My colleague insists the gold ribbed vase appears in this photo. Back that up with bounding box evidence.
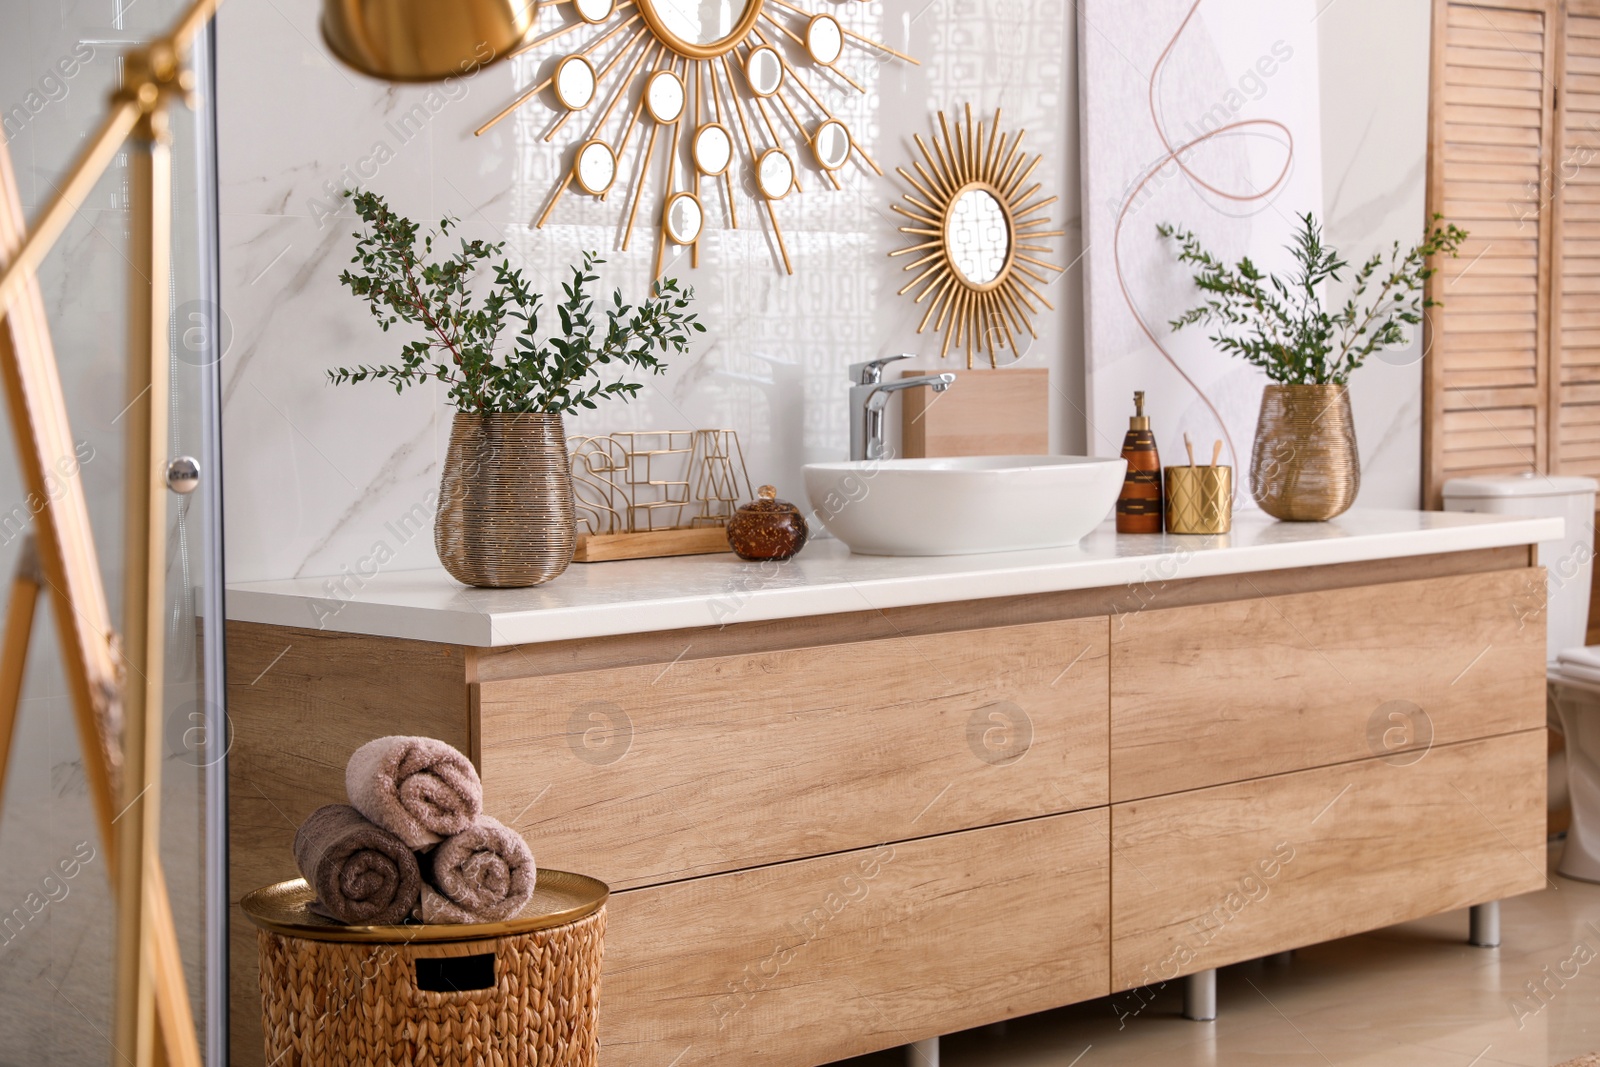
[436,412,576,588]
[1249,384,1360,522]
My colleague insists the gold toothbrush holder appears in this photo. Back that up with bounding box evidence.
[1165,465,1233,535]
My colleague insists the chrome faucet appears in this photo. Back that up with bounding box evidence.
[848,355,956,461]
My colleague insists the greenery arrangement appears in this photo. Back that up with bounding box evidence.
[329,191,703,414]
[1157,212,1466,386]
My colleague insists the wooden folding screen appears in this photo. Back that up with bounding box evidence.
[1425,0,1600,501]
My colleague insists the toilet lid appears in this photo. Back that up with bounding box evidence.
[1443,473,1599,498]
[1553,645,1600,687]
[1560,645,1600,671]
[1556,662,1600,688]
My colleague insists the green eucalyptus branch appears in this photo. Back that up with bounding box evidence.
[1157,212,1466,386]
[328,191,704,414]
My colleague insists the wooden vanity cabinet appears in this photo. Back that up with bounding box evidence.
[473,617,1111,889]
[225,546,1547,1067]
[1109,567,1546,800]
[602,812,1111,1066]
[1110,731,1546,992]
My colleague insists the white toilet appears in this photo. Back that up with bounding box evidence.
[1444,473,1600,883]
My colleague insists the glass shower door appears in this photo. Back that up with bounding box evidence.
[0,0,226,1061]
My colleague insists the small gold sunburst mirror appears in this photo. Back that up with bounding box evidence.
[890,105,1064,367]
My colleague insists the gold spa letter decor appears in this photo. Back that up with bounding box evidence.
[477,0,919,278]
[889,105,1065,368]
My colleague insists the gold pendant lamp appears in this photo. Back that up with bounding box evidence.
[321,0,538,81]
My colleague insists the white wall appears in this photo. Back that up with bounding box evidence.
[1319,0,1434,510]
[1079,0,1327,480]
[217,0,1082,584]
[217,1,1433,587]
[1078,0,1433,511]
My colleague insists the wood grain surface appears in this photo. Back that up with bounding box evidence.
[479,618,1109,889]
[600,810,1111,1066]
[1110,731,1547,991]
[1110,568,1545,801]
[226,621,472,1067]
[899,367,1050,458]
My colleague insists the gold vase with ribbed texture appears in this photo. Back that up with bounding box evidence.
[436,412,576,588]
[1249,383,1360,522]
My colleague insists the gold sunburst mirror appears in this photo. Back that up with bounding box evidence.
[476,0,919,278]
[890,105,1065,367]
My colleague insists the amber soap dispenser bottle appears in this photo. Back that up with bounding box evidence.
[1116,391,1163,533]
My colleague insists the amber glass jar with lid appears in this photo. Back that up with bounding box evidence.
[727,485,809,561]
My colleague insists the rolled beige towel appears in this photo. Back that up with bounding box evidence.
[416,815,536,924]
[346,735,482,850]
[293,804,421,925]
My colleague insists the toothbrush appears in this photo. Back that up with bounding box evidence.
[1184,433,1196,468]
[1210,439,1223,468]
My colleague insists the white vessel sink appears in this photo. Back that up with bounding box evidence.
[803,455,1128,556]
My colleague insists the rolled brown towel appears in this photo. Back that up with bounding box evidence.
[416,815,536,924]
[293,804,421,925]
[346,735,483,850]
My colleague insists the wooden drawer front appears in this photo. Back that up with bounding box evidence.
[600,811,1110,1066]
[478,618,1108,889]
[1109,568,1544,801]
[1110,730,1545,992]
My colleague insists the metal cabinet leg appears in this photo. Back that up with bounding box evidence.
[1470,901,1501,947]
[1183,968,1217,1021]
[905,1037,939,1065]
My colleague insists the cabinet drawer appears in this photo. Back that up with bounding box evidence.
[478,618,1108,889]
[1109,730,1545,992]
[600,810,1110,1066]
[1109,568,1544,801]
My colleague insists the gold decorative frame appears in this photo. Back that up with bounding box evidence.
[569,428,751,536]
[889,105,1065,368]
[564,429,751,561]
[475,0,919,278]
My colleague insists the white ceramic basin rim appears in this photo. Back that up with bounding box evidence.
[803,455,1128,556]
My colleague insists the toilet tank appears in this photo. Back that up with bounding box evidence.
[1443,473,1597,661]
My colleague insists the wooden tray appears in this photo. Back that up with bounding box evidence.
[572,527,732,563]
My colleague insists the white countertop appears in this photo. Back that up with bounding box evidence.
[224,509,1561,648]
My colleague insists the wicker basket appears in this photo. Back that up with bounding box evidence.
[242,871,607,1067]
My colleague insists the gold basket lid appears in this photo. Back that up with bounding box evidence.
[240,869,608,943]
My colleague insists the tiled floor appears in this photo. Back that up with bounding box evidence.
[832,843,1600,1067]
